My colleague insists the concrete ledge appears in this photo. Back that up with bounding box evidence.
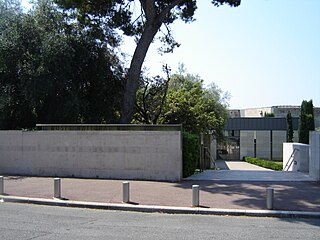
[1,195,320,219]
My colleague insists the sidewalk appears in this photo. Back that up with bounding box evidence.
[216,160,273,171]
[1,176,320,215]
[186,170,314,181]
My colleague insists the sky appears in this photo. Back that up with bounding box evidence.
[21,0,320,110]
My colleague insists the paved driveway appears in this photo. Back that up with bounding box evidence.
[216,160,272,171]
[187,160,315,181]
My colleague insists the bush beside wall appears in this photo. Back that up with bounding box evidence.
[183,132,199,178]
[243,156,283,171]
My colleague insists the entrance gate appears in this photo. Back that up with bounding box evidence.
[217,137,240,160]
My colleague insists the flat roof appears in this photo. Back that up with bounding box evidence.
[225,117,299,131]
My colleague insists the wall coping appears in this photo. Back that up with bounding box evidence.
[36,124,182,131]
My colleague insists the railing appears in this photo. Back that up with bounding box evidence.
[283,148,299,171]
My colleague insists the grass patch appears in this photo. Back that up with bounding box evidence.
[243,156,283,171]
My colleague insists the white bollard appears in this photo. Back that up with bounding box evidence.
[266,187,274,210]
[192,185,200,207]
[54,178,61,199]
[0,176,4,195]
[123,181,130,203]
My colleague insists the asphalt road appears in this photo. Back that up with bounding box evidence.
[0,202,319,240]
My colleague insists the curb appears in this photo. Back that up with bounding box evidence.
[1,195,320,219]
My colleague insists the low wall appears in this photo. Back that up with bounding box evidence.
[309,131,320,181]
[283,143,309,172]
[0,127,182,181]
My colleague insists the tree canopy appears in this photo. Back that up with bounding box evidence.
[54,0,241,123]
[133,66,229,136]
[161,71,228,135]
[0,0,124,129]
[1,0,239,131]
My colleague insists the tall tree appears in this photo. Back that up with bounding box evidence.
[298,100,315,144]
[286,110,293,142]
[133,65,171,124]
[0,0,38,129]
[0,0,124,129]
[54,0,241,123]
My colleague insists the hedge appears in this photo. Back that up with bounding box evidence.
[243,156,283,171]
[183,132,199,178]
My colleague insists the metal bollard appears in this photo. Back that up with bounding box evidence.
[192,185,200,207]
[0,176,4,195]
[266,187,274,210]
[54,178,61,199]
[123,181,130,203]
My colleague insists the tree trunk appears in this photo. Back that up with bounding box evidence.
[120,21,161,123]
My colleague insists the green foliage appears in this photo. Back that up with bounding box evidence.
[54,0,241,123]
[133,66,229,138]
[183,132,199,178]
[0,0,124,129]
[264,112,274,117]
[54,1,240,41]
[160,71,228,137]
[286,111,293,142]
[243,156,283,171]
[298,100,315,144]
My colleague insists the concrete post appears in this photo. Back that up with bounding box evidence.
[192,185,200,207]
[0,176,4,195]
[54,178,61,199]
[123,182,130,203]
[266,187,274,210]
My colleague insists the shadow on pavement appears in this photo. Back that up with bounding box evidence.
[173,180,320,212]
[277,217,320,227]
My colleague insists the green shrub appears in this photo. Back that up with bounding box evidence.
[244,156,283,171]
[183,132,199,177]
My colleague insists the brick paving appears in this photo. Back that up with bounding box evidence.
[2,176,320,211]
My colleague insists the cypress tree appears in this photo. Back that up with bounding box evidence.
[287,111,293,142]
[307,100,315,131]
[298,100,315,144]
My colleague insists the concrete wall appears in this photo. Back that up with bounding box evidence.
[240,107,272,117]
[256,131,271,159]
[309,131,320,181]
[210,138,217,167]
[240,130,285,160]
[273,130,287,160]
[228,109,241,118]
[283,143,309,172]
[293,130,299,142]
[240,131,254,159]
[0,130,182,181]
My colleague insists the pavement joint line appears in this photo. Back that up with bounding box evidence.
[1,195,320,219]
